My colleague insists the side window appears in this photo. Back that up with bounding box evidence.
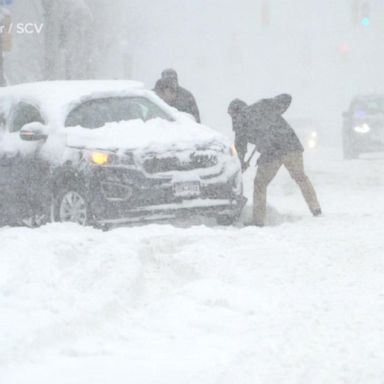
[126,98,173,121]
[0,114,5,141]
[0,114,5,135]
[10,102,44,133]
[65,97,173,129]
[0,99,7,139]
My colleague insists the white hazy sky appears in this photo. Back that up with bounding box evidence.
[110,0,384,137]
[6,0,384,139]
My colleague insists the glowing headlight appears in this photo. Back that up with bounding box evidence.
[310,131,318,139]
[230,144,238,157]
[308,138,317,149]
[89,151,110,165]
[354,123,370,134]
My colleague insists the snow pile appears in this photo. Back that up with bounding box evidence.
[65,118,228,152]
[1,81,232,168]
[1,149,384,384]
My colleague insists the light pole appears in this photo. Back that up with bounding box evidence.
[41,0,55,80]
[0,5,6,86]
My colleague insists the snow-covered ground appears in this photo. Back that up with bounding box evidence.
[1,147,384,384]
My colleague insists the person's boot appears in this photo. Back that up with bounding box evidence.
[312,208,322,217]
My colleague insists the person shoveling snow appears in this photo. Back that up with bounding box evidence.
[228,94,322,227]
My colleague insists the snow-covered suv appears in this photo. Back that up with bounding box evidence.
[0,81,244,227]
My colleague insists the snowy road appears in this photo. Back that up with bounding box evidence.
[1,148,384,384]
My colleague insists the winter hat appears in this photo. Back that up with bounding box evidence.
[161,68,178,81]
[228,99,247,116]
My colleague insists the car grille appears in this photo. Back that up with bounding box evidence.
[143,152,218,174]
[101,168,135,185]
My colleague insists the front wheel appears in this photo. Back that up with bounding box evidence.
[54,186,91,226]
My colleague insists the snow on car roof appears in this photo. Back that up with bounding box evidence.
[0,80,144,101]
[0,80,146,123]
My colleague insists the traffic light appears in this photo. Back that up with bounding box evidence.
[360,1,370,26]
[352,0,372,27]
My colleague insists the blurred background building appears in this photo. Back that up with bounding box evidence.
[2,0,384,138]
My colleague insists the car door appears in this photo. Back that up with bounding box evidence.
[0,101,49,224]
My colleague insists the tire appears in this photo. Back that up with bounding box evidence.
[53,182,92,226]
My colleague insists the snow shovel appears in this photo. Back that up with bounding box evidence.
[242,147,258,173]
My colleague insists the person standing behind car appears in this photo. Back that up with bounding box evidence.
[228,94,322,227]
[154,69,201,123]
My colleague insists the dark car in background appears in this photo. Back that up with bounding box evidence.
[342,95,384,159]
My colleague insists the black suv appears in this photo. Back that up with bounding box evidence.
[0,81,244,228]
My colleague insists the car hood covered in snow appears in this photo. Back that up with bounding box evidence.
[65,118,230,153]
[1,81,233,164]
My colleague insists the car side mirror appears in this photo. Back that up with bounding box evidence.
[20,122,49,141]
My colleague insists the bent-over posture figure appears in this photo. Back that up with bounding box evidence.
[228,94,322,226]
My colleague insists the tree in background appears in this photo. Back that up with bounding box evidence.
[3,0,132,84]
[0,11,5,86]
[41,0,93,80]
[0,5,10,86]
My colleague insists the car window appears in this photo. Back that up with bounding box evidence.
[0,114,5,136]
[65,96,174,129]
[10,102,44,133]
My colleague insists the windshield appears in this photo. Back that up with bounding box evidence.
[352,97,384,116]
[65,96,174,128]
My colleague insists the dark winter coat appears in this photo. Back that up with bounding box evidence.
[154,80,201,123]
[233,94,304,165]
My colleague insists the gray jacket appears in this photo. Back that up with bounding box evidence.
[154,81,201,123]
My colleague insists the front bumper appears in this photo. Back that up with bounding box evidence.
[85,162,244,224]
[97,198,245,225]
[347,121,384,153]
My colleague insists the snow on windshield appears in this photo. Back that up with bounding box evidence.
[65,118,228,153]
[65,96,174,129]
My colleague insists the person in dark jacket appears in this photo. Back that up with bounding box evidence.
[228,94,322,226]
[154,69,201,123]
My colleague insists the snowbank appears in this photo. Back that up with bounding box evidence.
[1,149,384,384]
